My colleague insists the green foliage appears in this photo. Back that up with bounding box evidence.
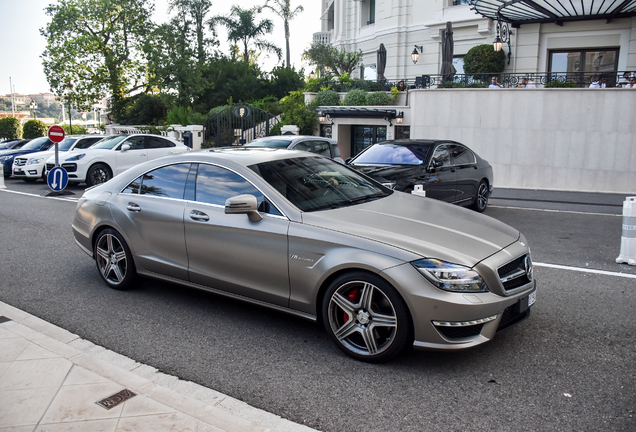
[279,90,318,135]
[251,96,283,116]
[211,5,281,63]
[23,120,49,139]
[268,122,282,136]
[266,66,305,99]
[365,91,392,106]
[545,80,578,88]
[302,42,363,77]
[0,117,22,139]
[342,89,367,106]
[262,0,304,68]
[120,94,168,125]
[390,86,399,102]
[61,124,88,135]
[314,90,340,106]
[166,106,206,126]
[41,0,155,120]
[197,57,267,110]
[463,44,506,76]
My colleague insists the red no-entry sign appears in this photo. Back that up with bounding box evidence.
[48,125,65,143]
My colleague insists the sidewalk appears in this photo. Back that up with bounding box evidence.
[0,301,319,432]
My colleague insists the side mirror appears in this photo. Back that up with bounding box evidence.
[345,157,352,165]
[121,144,131,152]
[225,194,263,222]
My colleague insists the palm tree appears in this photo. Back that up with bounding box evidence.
[262,0,304,69]
[210,5,282,64]
[168,0,213,65]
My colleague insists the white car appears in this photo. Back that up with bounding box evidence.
[13,135,104,182]
[45,134,190,186]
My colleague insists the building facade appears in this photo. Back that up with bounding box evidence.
[317,0,636,81]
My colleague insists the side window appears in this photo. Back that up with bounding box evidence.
[431,145,451,167]
[76,138,102,149]
[195,164,281,215]
[450,145,476,166]
[123,136,146,150]
[146,137,176,148]
[293,141,312,152]
[313,141,332,158]
[121,163,191,198]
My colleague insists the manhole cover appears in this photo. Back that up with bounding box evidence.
[96,389,137,409]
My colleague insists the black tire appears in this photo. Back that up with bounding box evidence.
[86,163,111,187]
[471,180,489,212]
[94,228,137,290]
[322,271,412,362]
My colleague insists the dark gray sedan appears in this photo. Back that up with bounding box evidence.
[349,139,494,212]
[73,148,535,362]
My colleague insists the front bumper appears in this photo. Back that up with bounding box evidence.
[13,164,44,179]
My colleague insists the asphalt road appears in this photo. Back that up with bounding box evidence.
[1,178,634,432]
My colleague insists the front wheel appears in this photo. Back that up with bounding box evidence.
[86,163,111,187]
[322,272,412,362]
[471,180,489,212]
[94,228,137,290]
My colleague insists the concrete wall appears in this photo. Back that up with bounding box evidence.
[409,88,636,194]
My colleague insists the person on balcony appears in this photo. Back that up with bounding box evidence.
[489,77,502,88]
[623,74,636,89]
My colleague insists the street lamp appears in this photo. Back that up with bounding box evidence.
[411,45,423,64]
[29,99,38,119]
[493,19,511,65]
[396,111,404,124]
[309,70,315,79]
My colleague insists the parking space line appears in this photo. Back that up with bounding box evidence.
[0,189,79,202]
[534,262,636,279]
[489,205,621,217]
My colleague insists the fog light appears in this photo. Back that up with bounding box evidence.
[28,170,37,175]
[433,315,498,327]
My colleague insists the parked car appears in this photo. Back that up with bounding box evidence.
[13,135,104,182]
[45,134,190,186]
[243,135,344,163]
[0,139,30,150]
[73,148,535,362]
[0,137,54,178]
[348,139,494,212]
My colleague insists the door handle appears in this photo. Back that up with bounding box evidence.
[126,203,141,212]
[190,210,209,221]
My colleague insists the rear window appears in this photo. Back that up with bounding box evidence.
[352,144,430,166]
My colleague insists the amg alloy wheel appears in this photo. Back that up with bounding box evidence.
[94,228,136,290]
[322,272,412,362]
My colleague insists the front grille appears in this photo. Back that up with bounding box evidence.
[498,254,532,292]
[14,158,26,167]
[46,163,55,171]
[437,324,484,339]
[61,163,77,172]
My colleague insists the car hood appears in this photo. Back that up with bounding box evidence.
[14,150,55,160]
[0,148,43,158]
[301,192,519,267]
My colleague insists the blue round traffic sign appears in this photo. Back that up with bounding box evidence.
[47,166,69,191]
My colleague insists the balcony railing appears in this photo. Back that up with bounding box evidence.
[313,31,331,45]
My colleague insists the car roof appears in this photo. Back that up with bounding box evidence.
[385,139,462,146]
[249,135,335,142]
[186,147,320,166]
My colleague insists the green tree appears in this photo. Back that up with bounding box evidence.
[23,120,49,139]
[0,117,22,139]
[302,42,363,77]
[211,5,281,64]
[169,0,214,65]
[278,90,318,135]
[262,0,303,69]
[41,0,155,121]
[463,44,506,76]
[120,94,168,125]
[266,66,305,99]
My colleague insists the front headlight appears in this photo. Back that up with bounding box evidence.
[66,153,86,161]
[412,259,488,293]
[0,156,11,162]
[28,158,43,165]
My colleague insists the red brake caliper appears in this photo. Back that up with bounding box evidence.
[343,288,359,323]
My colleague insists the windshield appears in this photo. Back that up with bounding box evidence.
[58,138,78,151]
[91,135,127,150]
[352,144,430,166]
[21,137,51,151]
[250,156,391,212]
[244,138,292,148]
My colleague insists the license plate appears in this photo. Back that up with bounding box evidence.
[528,291,536,307]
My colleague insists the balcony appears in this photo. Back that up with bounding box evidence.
[313,31,331,45]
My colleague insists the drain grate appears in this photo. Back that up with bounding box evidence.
[96,389,137,410]
[0,316,11,324]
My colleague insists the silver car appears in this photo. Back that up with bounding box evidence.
[73,148,536,362]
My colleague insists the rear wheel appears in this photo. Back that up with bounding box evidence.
[94,228,137,290]
[322,272,412,362]
[86,163,111,187]
[471,180,489,212]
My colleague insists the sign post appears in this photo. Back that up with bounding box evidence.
[46,125,69,194]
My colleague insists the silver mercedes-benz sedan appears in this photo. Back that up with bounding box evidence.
[72,147,536,362]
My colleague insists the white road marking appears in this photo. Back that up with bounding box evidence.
[0,189,79,202]
[534,262,636,279]
[489,205,621,217]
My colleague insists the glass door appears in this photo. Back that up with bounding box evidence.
[351,126,387,156]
